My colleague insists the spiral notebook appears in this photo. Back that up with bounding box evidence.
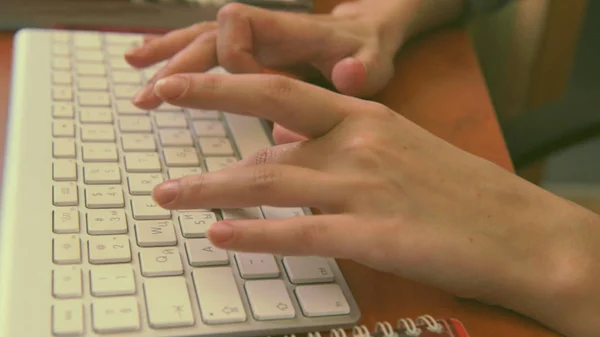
[294,315,470,337]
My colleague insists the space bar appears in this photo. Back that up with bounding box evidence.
[224,113,272,159]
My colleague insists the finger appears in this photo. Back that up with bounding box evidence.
[216,4,262,73]
[125,22,217,68]
[153,73,360,138]
[332,46,395,97]
[272,123,308,144]
[206,214,370,259]
[133,32,218,109]
[152,164,346,210]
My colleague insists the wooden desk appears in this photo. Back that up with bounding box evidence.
[0,4,558,337]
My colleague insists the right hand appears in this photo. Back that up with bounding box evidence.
[125,2,402,110]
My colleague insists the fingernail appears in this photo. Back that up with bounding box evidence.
[154,76,189,100]
[125,45,142,57]
[153,179,180,205]
[208,222,235,243]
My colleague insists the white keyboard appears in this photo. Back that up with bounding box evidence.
[0,28,360,337]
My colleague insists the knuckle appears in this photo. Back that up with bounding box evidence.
[191,21,217,33]
[296,222,322,253]
[195,30,217,44]
[252,148,274,166]
[180,174,206,200]
[197,73,222,93]
[265,75,294,99]
[217,3,247,22]
[250,166,281,192]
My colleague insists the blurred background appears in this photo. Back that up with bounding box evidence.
[469,0,600,213]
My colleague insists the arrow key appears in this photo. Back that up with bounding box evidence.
[245,279,296,321]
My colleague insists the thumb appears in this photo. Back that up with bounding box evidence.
[331,45,395,97]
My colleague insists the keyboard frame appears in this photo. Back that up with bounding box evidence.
[0,28,361,337]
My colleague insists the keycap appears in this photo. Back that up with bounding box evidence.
[245,279,296,320]
[52,71,72,85]
[155,112,188,128]
[199,137,235,156]
[75,50,104,62]
[52,44,70,56]
[139,247,184,276]
[52,300,84,336]
[125,153,162,173]
[112,71,143,84]
[52,57,71,70]
[121,134,156,152]
[261,206,305,219]
[53,31,71,43]
[163,147,200,167]
[53,182,79,206]
[113,84,141,99]
[205,156,237,172]
[84,163,121,184]
[53,120,75,137]
[53,207,80,234]
[168,167,202,179]
[53,160,77,181]
[119,116,153,133]
[295,284,350,317]
[82,143,118,162]
[185,238,229,266]
[116,100,148,115]
[79,107,113,124]
[131,196,171,220]
[235,253,280,279]
[193,120,227,137]
[74,33,102,49]
[87,209,128,235]
[78,77,109,91]
[53,267,82,298]
[189,109,220,120]
[143,277,195,328]
[179,212,217,238]
[222,208,263,220]
[127,173,163,195]
[85,185,125,208]
[192,267,247,324]
[92,297,140,333]
[283,256,335,284]
[53,102,75,118]
[78,92,111,106]
[135,221,177,247]
[225,113,272,158]
[159,129,194,146]
[53,86,73,101]
[88,236,131,264]
[76,63,106,76]
[53,235,81,264]
[81,125,115,142]
[108,57,133,70]
[90,265,136,296]
[105,34,143,45]
[106,44,131,57]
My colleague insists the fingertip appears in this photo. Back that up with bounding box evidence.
[153,75,190,101]
[152,179,181,207]
[207,222,236,245]
[331,57,367,97]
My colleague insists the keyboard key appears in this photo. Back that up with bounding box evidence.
[205,156,237,172]
[53,120,75,137]
[193,120,227,136]
[139,247,184,276]
[116,100,148,115]
[52,44,70,56]
[84,163,121,184]
[79,107,113,124]
[90,265,136,296]
[52,300,84,336]
[131,196,171,220]
[245,279,295,320]
[135,221,177,247]
[53,267,82,298]
[53,31,71,43]
[113,84,141,99]
[76,63,106,76]
[295,284,350,317]
[88,236,131,264]
[235,253,279,279]
[78,77,109,91]
[159,129,194,146]
[85,185,125,208]
[74,33,103,49]
[185,238,229,266]
[189,109,220,120]
[125,153,162,172]
[192,267,247,324]
[53,86,73,101]
[53,235,81,264]
[87,210,128,235]
[53,182,79,206]
[163,147,200,167]
[52,57,71,70]
[225,112,272,158]
[127,173,163,195]
[53,102,75,118]
[108,57,134,70]
[261,206,305,219]
[81,125,115,142]
[199,137,235,156]
[78,92,111,106]
[53,207,80,234]
[75,50,105,62]
[179,212,217,238]
[119,116,153,133]
[122,134,156,152]
[283,256,335,284]
[112,71,143,84]
[168,167,202,179]
[222,208,263,220]
[105,34,143,45]
[143,277,195,328]
[52,71,72,85]
[92,297,140,333]
[53,159,77,181]
[106,44,131,57]
[82,143,118,162]
[155,112,188,128]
